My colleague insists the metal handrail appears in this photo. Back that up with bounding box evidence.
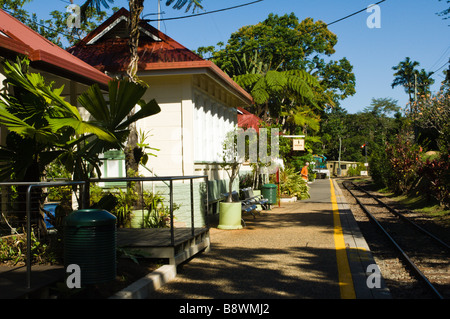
[90,175,208,246]
[25,181,86,289]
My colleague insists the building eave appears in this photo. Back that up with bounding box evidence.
[136,61,253,106]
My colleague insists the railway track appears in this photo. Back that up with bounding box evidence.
[342,181,450,299]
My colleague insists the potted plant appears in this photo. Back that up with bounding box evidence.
[217,129,245,229]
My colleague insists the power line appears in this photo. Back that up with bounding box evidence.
[429,45,450,71]
[327,0,386,27]
[433,60,450,73]
[205,0,388,60]
[142,0,264,22]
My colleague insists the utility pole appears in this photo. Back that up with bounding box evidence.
[364,141,368,164]
[158,0,161,30]
[446,58,450,83]
[338,137,342,176]
[412,72,418,115]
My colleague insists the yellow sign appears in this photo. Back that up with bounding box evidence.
[293,139,305,151]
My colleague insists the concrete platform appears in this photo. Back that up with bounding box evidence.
[134,178,391,299]
[116,227,211,266]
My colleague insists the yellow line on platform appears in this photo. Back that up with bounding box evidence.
[330,179,356,299]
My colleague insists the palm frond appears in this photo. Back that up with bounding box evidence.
[166,0,203,12]
[233,73,262,89]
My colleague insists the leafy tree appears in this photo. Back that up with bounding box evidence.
[320,98,403,163]
[198,13,355,139]
[201,13,355,106]
[209,14,337,74]
[199,13,355,145]
[319,106,348,160]
[413,90,450,151]
[363,97,401,117]
[416,69,436,96]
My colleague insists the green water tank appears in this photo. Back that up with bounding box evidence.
[64,209,117,285]
[262,184,277,204]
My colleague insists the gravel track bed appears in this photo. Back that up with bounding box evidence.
[338,180,449,299]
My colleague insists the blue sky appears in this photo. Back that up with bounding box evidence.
[24,0,450,114]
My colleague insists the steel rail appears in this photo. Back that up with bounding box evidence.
[350,182,450,252]
[343,182,444,299]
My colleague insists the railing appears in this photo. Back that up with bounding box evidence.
[89,175,209,245]
[0,180,86,289]
[0,175,208,291]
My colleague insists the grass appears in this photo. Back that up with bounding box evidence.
[369,181,450,226]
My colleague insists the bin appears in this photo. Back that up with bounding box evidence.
[262,183,277,205]
[64,209,117,285]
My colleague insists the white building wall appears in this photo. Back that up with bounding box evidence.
[135,76,187,177]
[193,90,237,164]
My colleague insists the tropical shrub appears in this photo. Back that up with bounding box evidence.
[279,167,310,199]
[369,143,393,188]
[347,163,367,177]
[418,150,450,209]
[385,131,423,194]
[413,90,450,152]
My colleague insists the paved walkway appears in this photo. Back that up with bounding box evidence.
[147,179,391,299]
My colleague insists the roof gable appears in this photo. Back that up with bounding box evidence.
[86,14,161,45]
[68,7,204,72]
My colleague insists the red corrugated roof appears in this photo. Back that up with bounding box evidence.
[0,9,110,87]
[68,8,252,105]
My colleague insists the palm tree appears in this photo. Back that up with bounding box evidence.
[416,69,435,96]
[0,57,113,229]
[391,57,420,103]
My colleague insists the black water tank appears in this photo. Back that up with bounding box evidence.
[64,209,117,285]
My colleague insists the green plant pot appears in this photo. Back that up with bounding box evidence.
[218,202,243,230]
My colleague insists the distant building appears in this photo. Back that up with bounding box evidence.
[327,161,366,177]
